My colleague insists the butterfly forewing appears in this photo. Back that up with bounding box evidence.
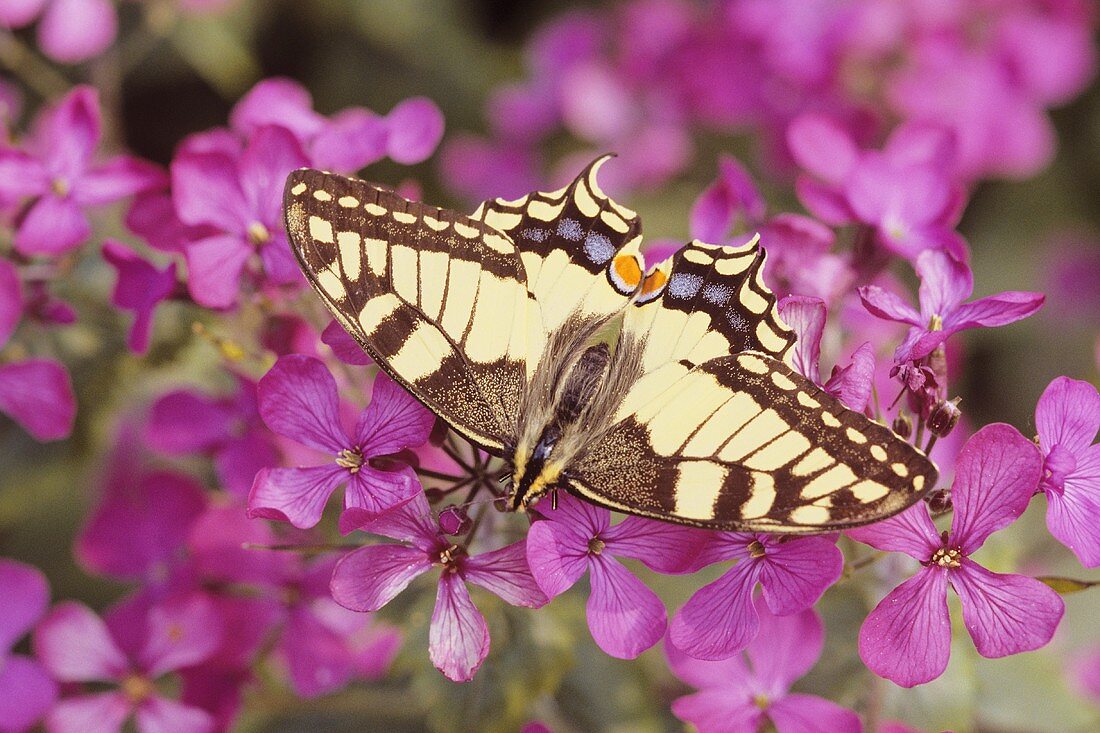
[284,169,531,453]
[568,352,936,532]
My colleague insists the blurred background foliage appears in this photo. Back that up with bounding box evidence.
[1,1,1099,731]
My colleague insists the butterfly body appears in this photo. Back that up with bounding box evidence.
[284,157,936,533]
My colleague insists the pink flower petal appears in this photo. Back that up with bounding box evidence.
[787,113,858,184]
[525,516,591,599]
[277,606,357,698]
[45,693,131,733]
[946,291,1045,331]
[14,195,92,255]
[671,690,764,733]
[777,295,825,382]
[239,125,309,229]
[258,354,349,452]
[846,503,940,560]
[464,540,547,608]
[229,78,323,140]
[884,122,958,172]
[76,157,166,206]
[747,602,823,694]
[857,285,921,327]
[586,555,666,659]
[0,359,76,441]
[0,259,21,349]
[171,151,247,233]
[915,249,972,317]
[0,147,48,203]
[341,465,421,531]
[0,0,48,27]
[758,536,842,616]
[823,341,875,412]
[0,655,57,733]
[601,517,707,574]
[1036,376,1100,456]
[183,233,251,309]
[794,176,854,226]
[134,696,214,733]
[311,108,389,172]
[330,544,433,612]
[144,390,230,454]
[37,0,116,63]
[33,602,128,682]
[949,423,1042,554]
[670,561,759,660]
[950,560,1063,659]
[34,86,98,179]
[247,465,348,530]
[349,491,441,550]
[858,567,951,687]
[768,693,862,733]
[215,431,279,499]
[139,595,224,677]
[429,573,490,682]
[76,470,206,582]
[0,558,49,652]
[1046,445,1100,567]
[384,97,445,165]
[356,372,434,456]
[321,320,372,365]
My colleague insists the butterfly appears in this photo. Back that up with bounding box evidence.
[283,156,936,533]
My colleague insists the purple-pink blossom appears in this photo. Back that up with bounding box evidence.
[669,530,842,661]
[0,86,164,256]
[0,558,57,733]
[0,0,117,63]
[331,492,547,681]
[859,249,1045,363]
[667,598,862,733]
[171,125,307,309]
[102,241,178,354]
[848,423,1063,687]
[1034,376,1100,567]
[248,355,433,531]
[526,492,701,659]
[34,594,223,733]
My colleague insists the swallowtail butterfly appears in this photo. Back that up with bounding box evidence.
[283,157,936,533]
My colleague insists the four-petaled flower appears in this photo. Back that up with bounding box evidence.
[102,240,178,355]
[667,598,862,733]
[330,492,547,681]
[1034,376,1100,567]
[848,423,1064,687]
[859,249,1044,363]
[34,595,224,733]
[0,86,164,256]
[525,491,701,659]
[0,559,57,733]
[669,531,842,660]
[248,355,434,531]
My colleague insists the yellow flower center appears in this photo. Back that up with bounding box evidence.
[335,448,364,473]
[121,674,155,704]
[247,221,271,245]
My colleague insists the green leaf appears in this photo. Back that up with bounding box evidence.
[1036,576,1100,594]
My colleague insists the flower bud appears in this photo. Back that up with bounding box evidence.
[438,505,471,536]
[892,411,913,439]
[927,398,961,438]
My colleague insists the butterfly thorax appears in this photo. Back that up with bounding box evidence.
[509,341,613,510]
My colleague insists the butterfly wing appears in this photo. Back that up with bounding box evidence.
[471,155,646,377]
[566,352,936,532]
[284,169,532,453]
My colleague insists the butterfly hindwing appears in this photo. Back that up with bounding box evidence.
[472,156,645,372]
[284,169,531,453]
[568,352,935,532]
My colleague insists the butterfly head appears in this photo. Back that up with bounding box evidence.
[508,429,565,512]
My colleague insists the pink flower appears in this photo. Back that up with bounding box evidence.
[848,424,1063,687]
[1034,376,1100,567]
[247,355,433,531]
[0,87,164,255]
[788,115,965,261]
[669,531,842,661]
[145,376,279,498]
[667,598,862,733]
[777,295,875,412]
[0,259,76,442]
[0,0,117,63]
[689,155,767,243]
[102,241,178,354]
[34,595,223,733]
[229,78,444,172]
[525,492,701,659]
[0,559,57,733]
[859,249,1044,363]
[331,492,547,681]
[171,125,308,309]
